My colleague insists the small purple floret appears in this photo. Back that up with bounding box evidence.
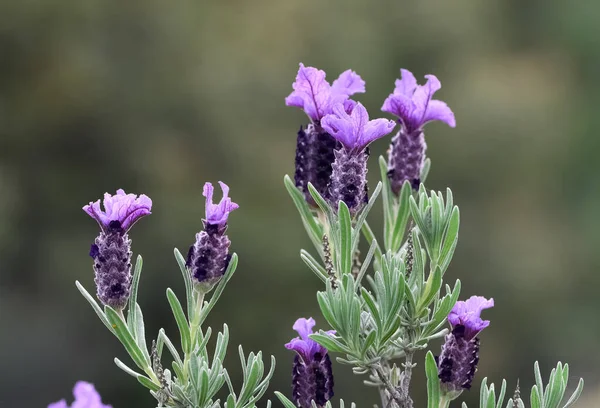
[48,381,111,408]
[285,63,365,122]
[203,182,239,228]
[381,69,455,134]
[285,318,335,408]
[448,296,494,341]
[321,102,396,152]
[83,189,152,233]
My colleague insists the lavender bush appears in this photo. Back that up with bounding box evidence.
[59,63,584,408]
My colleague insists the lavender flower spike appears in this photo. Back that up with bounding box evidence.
[286,63,365,205]
[187,182,238,293]
[48,381,112,408]
[285,317,335,408]
[437,296,494,394]
[382,69,456,193]
[321,102,395,214]
[83,189,152,310]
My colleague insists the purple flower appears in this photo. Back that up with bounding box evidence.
[448,296,494,341]
[83,190,151,310]
[285,317,335,408]
[187,182,237,293]
[437,296,493,393]
[321,102,396,152]
[285,63,365,122]
[382,69,455,194]
[203,182,239,227]
[381,69,455,134]
[83,189,152,233]
[48,381,111,408]
[320,103,394,213]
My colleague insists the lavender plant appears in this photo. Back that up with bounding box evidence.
[61,63,584,408]
[75,183,274,408]
[277,63,585,408]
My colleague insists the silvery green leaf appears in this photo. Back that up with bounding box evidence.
[284,175,324,256]
[338,200,352,275]
[379,156,395,230]
[133,303,150,363]
[361,222,383,265]
[439,207,460,274]
[353,181,382,252]
[497,380,507,408]
[173,248,193,320]
[157,328,182,366]
[310,333,351,354]
[355,239,378,287]
[166,288,191,354]
[114,357,143,378]
[422,280,460,338]
[390,181,412,253]
[301,249,328,283]
[562,378,584,408]
[127,255,143,336]
[417,265,442,313]
[214,324,230,364]
[534,361,545,401]
[531,385,543,408]
[75,281,115,335]
[308,182,335,222]
[105,306,151,372]
[421,158,431,184]
[138,375,161,392]
[425,351,441,408]
[275,392,297,408]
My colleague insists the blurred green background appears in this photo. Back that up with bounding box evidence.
[1,0,599,406]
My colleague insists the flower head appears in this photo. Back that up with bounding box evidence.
[48,381,111,408]
[203,181,239,227]
[285,317,334,363]
[321,102,396,152]
[448,296,494,341]
[83,189,151,233]
[285,63,365,122]
[382,69,455,133]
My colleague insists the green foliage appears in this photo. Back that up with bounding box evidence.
[77,251,275,408]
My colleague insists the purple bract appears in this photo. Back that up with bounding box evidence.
[285,63,365,123]
[203,182,239,228]
[48,381,111,408]
[448,296,494,341]
[381,69,455,134]
[321,102,395,152]
[83,189,152,233]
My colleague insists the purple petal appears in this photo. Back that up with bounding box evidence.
[321,104,355,148]
[393,69,418,96]
[48,401,68,408]
[285,63,331,122]
[422,100,456,128]
[381,93,416,124]
[331,70,366,96]
[292,317,316,340]
[412,74,441,123]
[203,181,239,226]
[361,117,396,146]
[83,190,152,232]
[448,296,494,340]
[323,102,395,151]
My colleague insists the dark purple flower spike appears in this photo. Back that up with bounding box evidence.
[48,381,112,408]
[382,69,455,193]
[285,317,335,408]
[187,182,238,293]
[83,189,152,310]
[321,102,395,214]
[437,296,494,393]
[286,63,365,205]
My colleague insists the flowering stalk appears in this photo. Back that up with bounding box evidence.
[286,63,365,205]
[321,102,395,215]
[48,381,111,408]
[382,69,455,193]
[83,189,152,311]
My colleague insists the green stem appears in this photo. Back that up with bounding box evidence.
[438,394,451,408]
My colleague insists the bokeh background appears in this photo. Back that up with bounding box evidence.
[1,0,599,406]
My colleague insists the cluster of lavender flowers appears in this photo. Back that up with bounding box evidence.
[59,62,583,408]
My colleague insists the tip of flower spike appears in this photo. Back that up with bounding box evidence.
[203,181,239,227]
[448,295,494,340]
[83,189,152,232]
